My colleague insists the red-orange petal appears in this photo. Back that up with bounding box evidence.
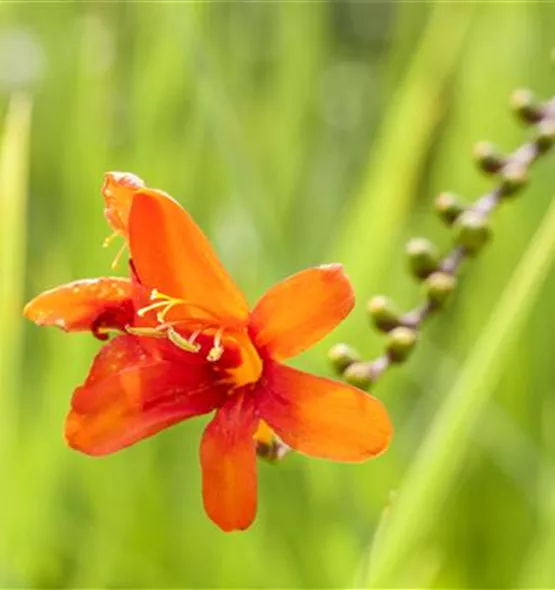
[67,335,225,456]
[128,189,249,324]
[102,171,145,236]
[249,264,354,361]
[256,361,392,462]
[23,278,133,338]
[200,392,258,532]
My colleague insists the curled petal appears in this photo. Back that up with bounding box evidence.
[249,264,354,361]
[23,278,133,338]
[200,393,258,532]
[102,171,145,236]
[67,335,225,455]
[256,361,392,462]
[129,189,249,324]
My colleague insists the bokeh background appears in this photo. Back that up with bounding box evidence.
[2,1,555,588]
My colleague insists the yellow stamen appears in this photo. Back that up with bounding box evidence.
[167,326,201,352]
[102,231,119,248]
[133,288,244,363]
[207,328,224,362]
[110,242,127,270]
[207,346,223,362]
[102,231,127,269]
[136,300,172,318]
[126,325,166,338]
[157,300,183,323]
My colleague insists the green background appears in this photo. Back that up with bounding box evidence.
[2,1,555,588]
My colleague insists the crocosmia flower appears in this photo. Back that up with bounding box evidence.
[24,173,393,531]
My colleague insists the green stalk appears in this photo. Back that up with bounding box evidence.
[364,195,555,588]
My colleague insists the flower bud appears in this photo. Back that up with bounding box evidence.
[256,440,289,463]
[406,238,440,280]
[537,118,555,152]
[500,162,528,197]
[328,343,360,373]
[473,141,505,174]
[425,271,457,308]
[367,295,401,332]
[386,326,418,363]
[453,210,491,255]
[434,192,465,225]
[344,362,373,390]
[510,88,542,124]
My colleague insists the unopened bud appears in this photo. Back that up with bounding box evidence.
[453,210,491,255]
[406,238,440,280]
[256,440,289,463]
[500,162,528,197]
[328,343,360,373]
[344,362,372,390]
[435,192,465,225]
[510,88,543,124]
[473,141,505,174]
[425,271,457,308]
[537,118,555,152]
[367,296,401,332]
[386,327,418,363]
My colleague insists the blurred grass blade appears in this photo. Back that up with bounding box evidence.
[332,2,474,296]
[0,93,32,419]
[0,93,32,580]
[519,390,555,586]
[364,195,555,588]
[0,93,31,370]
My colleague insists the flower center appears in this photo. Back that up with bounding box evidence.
[128,289,262,387]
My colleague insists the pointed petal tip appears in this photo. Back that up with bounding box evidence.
[102,172,145,201]
[210,510,256,533]
[102,172,146,236]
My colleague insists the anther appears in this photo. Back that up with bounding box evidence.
[126,325,166,338]
[168,326,201,353]
[110,242,127,270]
[103,231,119,248]
[207,328,224,362]
[207,345,224,362]
[102,231,127,269]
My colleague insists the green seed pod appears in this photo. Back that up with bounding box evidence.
[453,210,492,255]
[500,162,529,197]
[328,343,360,373]
[425,271,457,308]
[537,118,555,152]
[406,238,440,280]
[510,88,542,124]
[473,141,505,174]
[344,362,372,390]
[386,326,418,364]
[367,295,401,332]
[434,192,465,225]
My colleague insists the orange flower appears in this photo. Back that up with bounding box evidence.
[24,173,393,532]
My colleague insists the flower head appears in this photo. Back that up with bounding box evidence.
[24,173,393,531]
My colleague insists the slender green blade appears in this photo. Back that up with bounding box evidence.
[365,196,555,587]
